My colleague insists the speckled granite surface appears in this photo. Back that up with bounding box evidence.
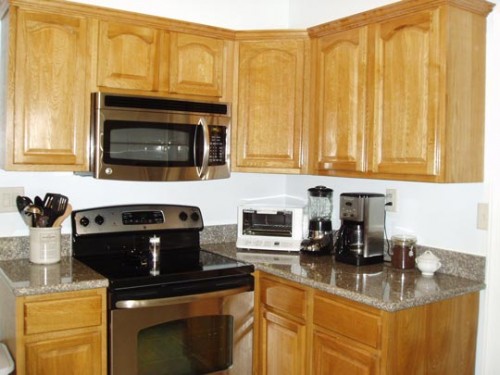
[203,242,485,312]
[0,257,108,296]
[0,225,486,307]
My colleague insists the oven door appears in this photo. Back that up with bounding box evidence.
[110,286,254,375]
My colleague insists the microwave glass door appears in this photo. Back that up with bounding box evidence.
[104,120,203,167]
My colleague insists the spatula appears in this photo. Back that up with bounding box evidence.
[43,193,69,226]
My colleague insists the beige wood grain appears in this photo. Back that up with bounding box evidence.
[255,271,480,375]
[4,288,108,375]
[170,32,224,97]
[233,34,308,173]
[7,7,91,170]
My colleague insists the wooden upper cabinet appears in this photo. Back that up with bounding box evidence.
[234,34,308,173]
[309,0,494,182]
[97,20,169,92]
[312,27,368,176]
[370,10,440,178]
[2,6,92,170]
[169,32,224,97]
[97,23,229,98]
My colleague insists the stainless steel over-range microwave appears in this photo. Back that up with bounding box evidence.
[83,92,231,181]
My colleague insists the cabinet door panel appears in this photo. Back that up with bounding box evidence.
[13,10,89,168]
[170,32,224,97]
[260,309,306,375]
[236,39,305,172]
[313,330,379,375]
[371,10,440,176]
[25,331,102,375]
[314,27,368,174]
[97,21,163,91]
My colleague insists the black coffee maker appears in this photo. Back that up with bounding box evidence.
[334,192,385,266]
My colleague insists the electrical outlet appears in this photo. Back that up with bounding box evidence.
[385,188,397,212]
[0,187,25,213]
[477,202,489,230]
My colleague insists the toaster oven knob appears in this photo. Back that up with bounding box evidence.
[179,211,188,221]
[190,212,200,222]
[80,217,90,227]
[95,215,105,225]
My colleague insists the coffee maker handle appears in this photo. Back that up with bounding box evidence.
[333,224,346,254]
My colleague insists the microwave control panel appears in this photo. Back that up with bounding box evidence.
[208,126,226,166]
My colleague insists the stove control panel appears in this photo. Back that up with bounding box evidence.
[72,204,204,236]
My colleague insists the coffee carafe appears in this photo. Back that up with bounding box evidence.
[334,192,385,265]
[300,186,334,254]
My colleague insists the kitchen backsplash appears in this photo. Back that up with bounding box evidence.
[0,225,485,282]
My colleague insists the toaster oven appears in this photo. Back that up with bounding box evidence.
[236,197,306,251]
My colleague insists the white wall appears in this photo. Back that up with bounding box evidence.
[0,170,286,236]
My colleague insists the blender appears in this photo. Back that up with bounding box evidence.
[300,186,334,254]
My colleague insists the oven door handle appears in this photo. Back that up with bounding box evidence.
[115,285,252,309]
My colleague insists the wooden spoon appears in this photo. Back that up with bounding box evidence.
[52,203,72,227]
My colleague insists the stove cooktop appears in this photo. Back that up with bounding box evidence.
[75,249,254,290]
[71,204,254,304]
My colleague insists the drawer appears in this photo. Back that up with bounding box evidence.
[24,294,103,335]
[313,294,381,349]
[260,277,306,319]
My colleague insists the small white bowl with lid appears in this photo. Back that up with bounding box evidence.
[416,250,441,276]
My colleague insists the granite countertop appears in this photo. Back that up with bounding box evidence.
[0,257,108,297]
[0,237,485,311]
[203,242,486,312]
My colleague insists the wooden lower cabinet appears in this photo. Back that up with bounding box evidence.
[254,271,479,375]
[3,288,107,375]
[313,331,379,375]
[260,310,306,375]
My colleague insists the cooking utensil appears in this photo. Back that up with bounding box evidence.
[16,196,33,226]
[36,215,50,228]
[52,203,72,227]
[43,193,69,226]
[24,204,44,227]
[34,195,44,208]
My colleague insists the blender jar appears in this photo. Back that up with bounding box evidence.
[307,186,333,237]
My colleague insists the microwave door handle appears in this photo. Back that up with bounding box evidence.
[195,117,210,178]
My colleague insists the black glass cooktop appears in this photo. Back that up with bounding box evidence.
[75,249,254,290]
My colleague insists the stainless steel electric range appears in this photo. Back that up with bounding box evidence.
[71,204,254,375]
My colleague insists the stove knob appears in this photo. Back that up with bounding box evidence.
[179,211,188,221]
[80,216,90,227]
[190,212,200,222]
[95,215,105,225]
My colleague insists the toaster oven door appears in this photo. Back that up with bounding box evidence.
[241,209,293,238]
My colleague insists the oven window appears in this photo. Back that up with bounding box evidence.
[137,315,233,375]
[103,120,200,167]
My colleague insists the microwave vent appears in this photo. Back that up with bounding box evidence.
[102,94,229,115]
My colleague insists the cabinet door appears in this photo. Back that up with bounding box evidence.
[370,10,440,177]
[235,39,306,173]
[313,27,368,175]
[259,309,306,375]
[10,9,90,170]
[169,32,224,97]
[97,21,168,91]
[313,330,379,375]
[25,330,102,375]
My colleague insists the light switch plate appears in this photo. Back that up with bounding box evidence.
[477,202,489,230]
[0,187,25,213]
